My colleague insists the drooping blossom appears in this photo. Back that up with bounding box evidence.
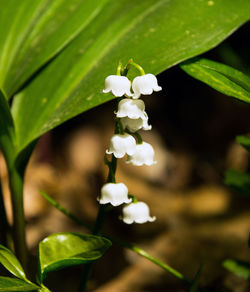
[98,183,132,206]
[103,75,132,97]
[122,201,156,224]
[132,73,162,99]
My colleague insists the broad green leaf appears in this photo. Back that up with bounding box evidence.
[180,58,250,103]
[223,259,250,280]
[224,169,250,196]
[0,0,108,97]
[0,90,16,167]
[0,245,27,281]
[237,135,250,152]
[12,0,250,153]
[38,232,111,282]
[0,277,39,291]
[188,266,202,292]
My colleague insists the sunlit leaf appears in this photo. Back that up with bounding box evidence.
[0,0,108,97]
[223,259,250,280]
[180,58,250,103]
[11,0,250,153]
[236,135,250,152]
[38,232,111,282]
[224,169,250,196]
[0,244,26,281]
[0,277,39,291]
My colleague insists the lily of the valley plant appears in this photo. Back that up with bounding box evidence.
[99,60,160,224]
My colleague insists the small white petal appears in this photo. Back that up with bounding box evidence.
[98,183,132,206]
[121,116,152,132]
[103,75,132,97]
[106,133,136,158]
[122,201,156,224]
[116,98,146,119]
[126,142,156,166]
[132,74,162,99]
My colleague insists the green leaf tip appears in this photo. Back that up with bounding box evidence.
[223,259,250,280]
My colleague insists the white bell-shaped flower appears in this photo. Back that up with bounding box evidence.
[132,73,162,99]
[106,133,136,158]
[120,116,152,132]
[116,98,146,119]
[98,183,132,206]
[126,142,156,166]
[122,201,156,224]
[103,75,132,97]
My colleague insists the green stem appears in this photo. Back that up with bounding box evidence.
[8,166,27,268]
[126,59,145,75]
[79,153,117,291]
[41,191,92,230]
[113,239,189,283]
[126,130,143,144]
[41,191,189,283]
[116,61,123,76]
[0,177,9,246]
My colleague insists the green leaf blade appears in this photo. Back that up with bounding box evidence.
[38,232,111,282]
[11,0,250,152]
[223,259,250,280]
[0,245,27,281]
[0,0,108,97]
[180,58,250,103]
[0,90,16,167]
[0,277,39,291]
[224,169,250,196]
[237,135,250,152]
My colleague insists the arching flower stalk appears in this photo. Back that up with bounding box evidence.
[99,59,161,225]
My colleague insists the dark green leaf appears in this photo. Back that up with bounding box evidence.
[223,259,250,280]
[180,58,250,103]
[188,266,202,292]
[12,0,250,153]
[0,0,108,97]
[0,90,15,167]
[224,169,250,196]
[237,135,250,151]
[38,232,111,282]
[0,277,39,291]
[0,244,26,281]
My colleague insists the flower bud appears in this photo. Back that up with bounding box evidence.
[98,183,132,206]
[106,133,136,158]
[122,201,156,224]
[103,75,132,97]
[126,142,156,166]
[132,74,162,99]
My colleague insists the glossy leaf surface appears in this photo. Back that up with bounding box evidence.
[0,277,39,291]
[223,259,250,280]
[224,169,250,196]
[0,0,108,97]
[0,245,26,281]
[11,0,250,152]
[38,232,111,282]
[181,58,250,103]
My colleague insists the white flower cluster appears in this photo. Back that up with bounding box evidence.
[98,70,161,224]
